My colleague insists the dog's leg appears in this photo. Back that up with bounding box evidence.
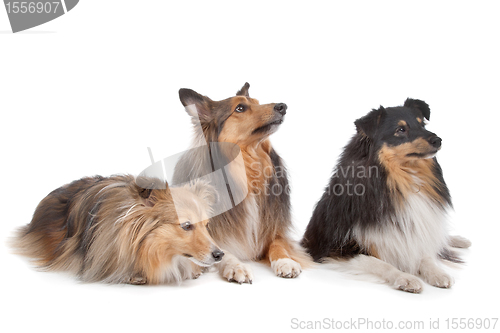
[418,256,454,288]
[218,252,253,284]
[346,255,423,293]
[449,235,471,248]
[267,237,302,278]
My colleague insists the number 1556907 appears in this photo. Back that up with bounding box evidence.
[5,2,60,14]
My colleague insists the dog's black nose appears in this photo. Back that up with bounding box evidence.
[429,136,442,148]
[212,249,224,262]
[274,103,287,115]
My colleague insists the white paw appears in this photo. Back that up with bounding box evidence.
[271,258,302,278]
[424,271,454,288]
[449,235,472,249]
[222,262,253,284]
[394,274,423,293]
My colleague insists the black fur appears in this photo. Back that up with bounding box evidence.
[302,99,453,262]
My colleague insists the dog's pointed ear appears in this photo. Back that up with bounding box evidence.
[355,106,387,138]
[179,88,213,121]
[236,82,250,97]
[135,177,169,207]
[404,98,430,120]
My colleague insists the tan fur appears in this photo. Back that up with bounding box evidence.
[219,98,276,147]
[369,244,380,259]
[219,97,311,268]
[11,175,221,284]
[243,140,274,193]
[217,98,276,194]
[176,85,313,281]
[378,141,446,205]
[263,235,312,267]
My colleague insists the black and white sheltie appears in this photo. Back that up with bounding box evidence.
[302,98,471,293]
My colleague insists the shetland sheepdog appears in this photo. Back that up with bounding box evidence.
[11,175,223,284]
[302,99,471,293]
[173,83,311,284]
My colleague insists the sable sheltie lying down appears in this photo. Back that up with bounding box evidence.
[173,83,311,284]
[11,175,224,284]
[302,99,471,293]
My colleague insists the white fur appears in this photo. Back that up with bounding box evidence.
[271,258,302,278]
[188,257,212,268]
[331,191,457,293]
[418,256,454,288]
[338,255,424,293]
[218,253,253,284]
[215,195,263,261]
[160,255,198,284]
[449,235,472,248]
[354,192,450,275]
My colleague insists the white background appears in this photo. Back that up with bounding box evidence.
[1,1,499,332]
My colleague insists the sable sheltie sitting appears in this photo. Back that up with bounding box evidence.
[11,175,224,284]
[302,99,471,293]
[173,83,311,284]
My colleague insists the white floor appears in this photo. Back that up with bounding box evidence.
[1,1,499,332]
[1,238,489,333]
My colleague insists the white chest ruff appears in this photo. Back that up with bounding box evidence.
[217,195,262,261]
[356,193,450,274]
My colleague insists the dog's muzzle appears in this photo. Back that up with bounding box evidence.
[274,103,287,115]
[212,249,224,262]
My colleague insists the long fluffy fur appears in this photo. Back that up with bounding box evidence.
[11,175,220,284]
[174,83,311,283]
[302,99,470,292]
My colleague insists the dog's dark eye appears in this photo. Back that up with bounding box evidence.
[396,127,406,134]
[235,104,246,113]
[181,221,194,231]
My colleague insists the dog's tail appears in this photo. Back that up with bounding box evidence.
[288,240,315,269]
[9,225,31,256]
[9,223,70,269]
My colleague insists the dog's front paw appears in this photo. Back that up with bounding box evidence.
[423,271,454,289]
[394,274,423,293]
[449,235,472,249]
[191,265,203,280]
[222,262,253,284]
[271,258,302,278]
[128,276,147,285]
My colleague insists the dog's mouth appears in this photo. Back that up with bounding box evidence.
[252,118,284,135]
[406,148,439,159]
[185,255,215,267]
